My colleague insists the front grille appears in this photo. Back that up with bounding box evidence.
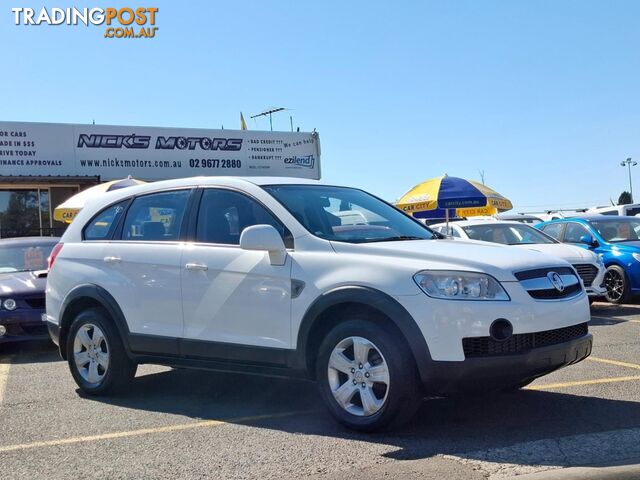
[528,283,581,299]
[24,297,46,309]
[514,267,574,281]
[515,267,582,300]
[463,322,589,358]
[572,264,598,287]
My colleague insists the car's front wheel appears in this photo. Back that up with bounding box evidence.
[316,319,421,432]
[604,265,631,304]
[67,308,137,395]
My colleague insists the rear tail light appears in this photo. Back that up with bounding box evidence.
[48,243,64,270]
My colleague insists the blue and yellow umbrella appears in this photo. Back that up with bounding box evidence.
[396,175,512,219]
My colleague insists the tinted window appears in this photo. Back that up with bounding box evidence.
[627,208,640,216]
[121,190,190,241]
[263,185,434,243]
[196,189,290,246]
[84,201,128,241]
[564,223,590,243]
[540,223,564,240]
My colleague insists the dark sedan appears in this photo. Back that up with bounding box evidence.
[0,237,59,344]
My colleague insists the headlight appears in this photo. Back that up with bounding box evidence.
[633,253,640,263]
[3,298,17,311]
[597,254,605,265]
[413,271,510,301]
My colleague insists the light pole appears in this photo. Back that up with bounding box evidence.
[621,157,637,203]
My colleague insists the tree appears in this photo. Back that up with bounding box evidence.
[618,191,632,205]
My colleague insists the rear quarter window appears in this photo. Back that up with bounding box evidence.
[83,201,128,241]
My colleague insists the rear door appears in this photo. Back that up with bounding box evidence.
[101,189,193,344]
[180,187,292,357]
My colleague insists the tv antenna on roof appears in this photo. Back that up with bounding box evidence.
[251,107,286,131]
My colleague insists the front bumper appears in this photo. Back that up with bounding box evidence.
[423,333,592,395]
[399,282,591,361]
[586,285,607,297]
[0,309,49,343]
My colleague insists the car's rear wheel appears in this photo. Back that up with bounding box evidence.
[316,319,421,432]
[604,265,631,304]
[67,308,136,395]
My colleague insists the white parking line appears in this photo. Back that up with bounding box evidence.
[0,410,317,453]
[0,362,10,406]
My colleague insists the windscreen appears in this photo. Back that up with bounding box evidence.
[263,185,435,243]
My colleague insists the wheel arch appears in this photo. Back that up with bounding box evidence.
[58,284,130,360]
[294,286,433,383]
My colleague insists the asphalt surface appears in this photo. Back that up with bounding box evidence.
[2,301,640,480]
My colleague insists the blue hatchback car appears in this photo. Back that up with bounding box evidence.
[537,216,640,304]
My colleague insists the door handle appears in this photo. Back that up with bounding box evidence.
[103,256,122,264]
[185,262,208,271]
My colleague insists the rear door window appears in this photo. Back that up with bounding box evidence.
[121,190,190,241]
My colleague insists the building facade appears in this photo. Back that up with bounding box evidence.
[0,121,321,238]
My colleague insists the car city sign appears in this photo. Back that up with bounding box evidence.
[10,6,159,39]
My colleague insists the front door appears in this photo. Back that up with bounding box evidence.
[181,188,292,358]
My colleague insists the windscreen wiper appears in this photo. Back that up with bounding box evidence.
[365,236,426,243]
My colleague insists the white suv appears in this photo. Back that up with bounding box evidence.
[46,177,592,431]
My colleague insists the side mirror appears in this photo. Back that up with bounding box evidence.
[240,225,287,266]
[579,234,598,248]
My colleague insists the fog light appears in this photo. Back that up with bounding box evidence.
[490,318,513,341]
[0,325,6,337]
[3,299,16,311]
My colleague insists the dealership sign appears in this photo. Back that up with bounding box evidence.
[0,121,321,180]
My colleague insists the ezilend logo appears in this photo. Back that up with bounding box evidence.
[284,155,315,169]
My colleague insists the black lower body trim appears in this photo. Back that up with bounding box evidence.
[422,333,593,395]
[127,333,292,369]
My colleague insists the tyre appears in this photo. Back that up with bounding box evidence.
[316,319,421,432]
[67,308,137,395]
[603,265,631,304]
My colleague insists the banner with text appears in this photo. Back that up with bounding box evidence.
[0,121,321,180]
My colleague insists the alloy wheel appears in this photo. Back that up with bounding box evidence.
[604,269,625,302]
[73,323,110,384]
[327,336,390,417]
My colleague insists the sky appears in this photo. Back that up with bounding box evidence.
[2,0,639,211]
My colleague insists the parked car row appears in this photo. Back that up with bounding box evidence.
[430,220,606,300]
[431,214,640,305]
[5,179,631,432]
